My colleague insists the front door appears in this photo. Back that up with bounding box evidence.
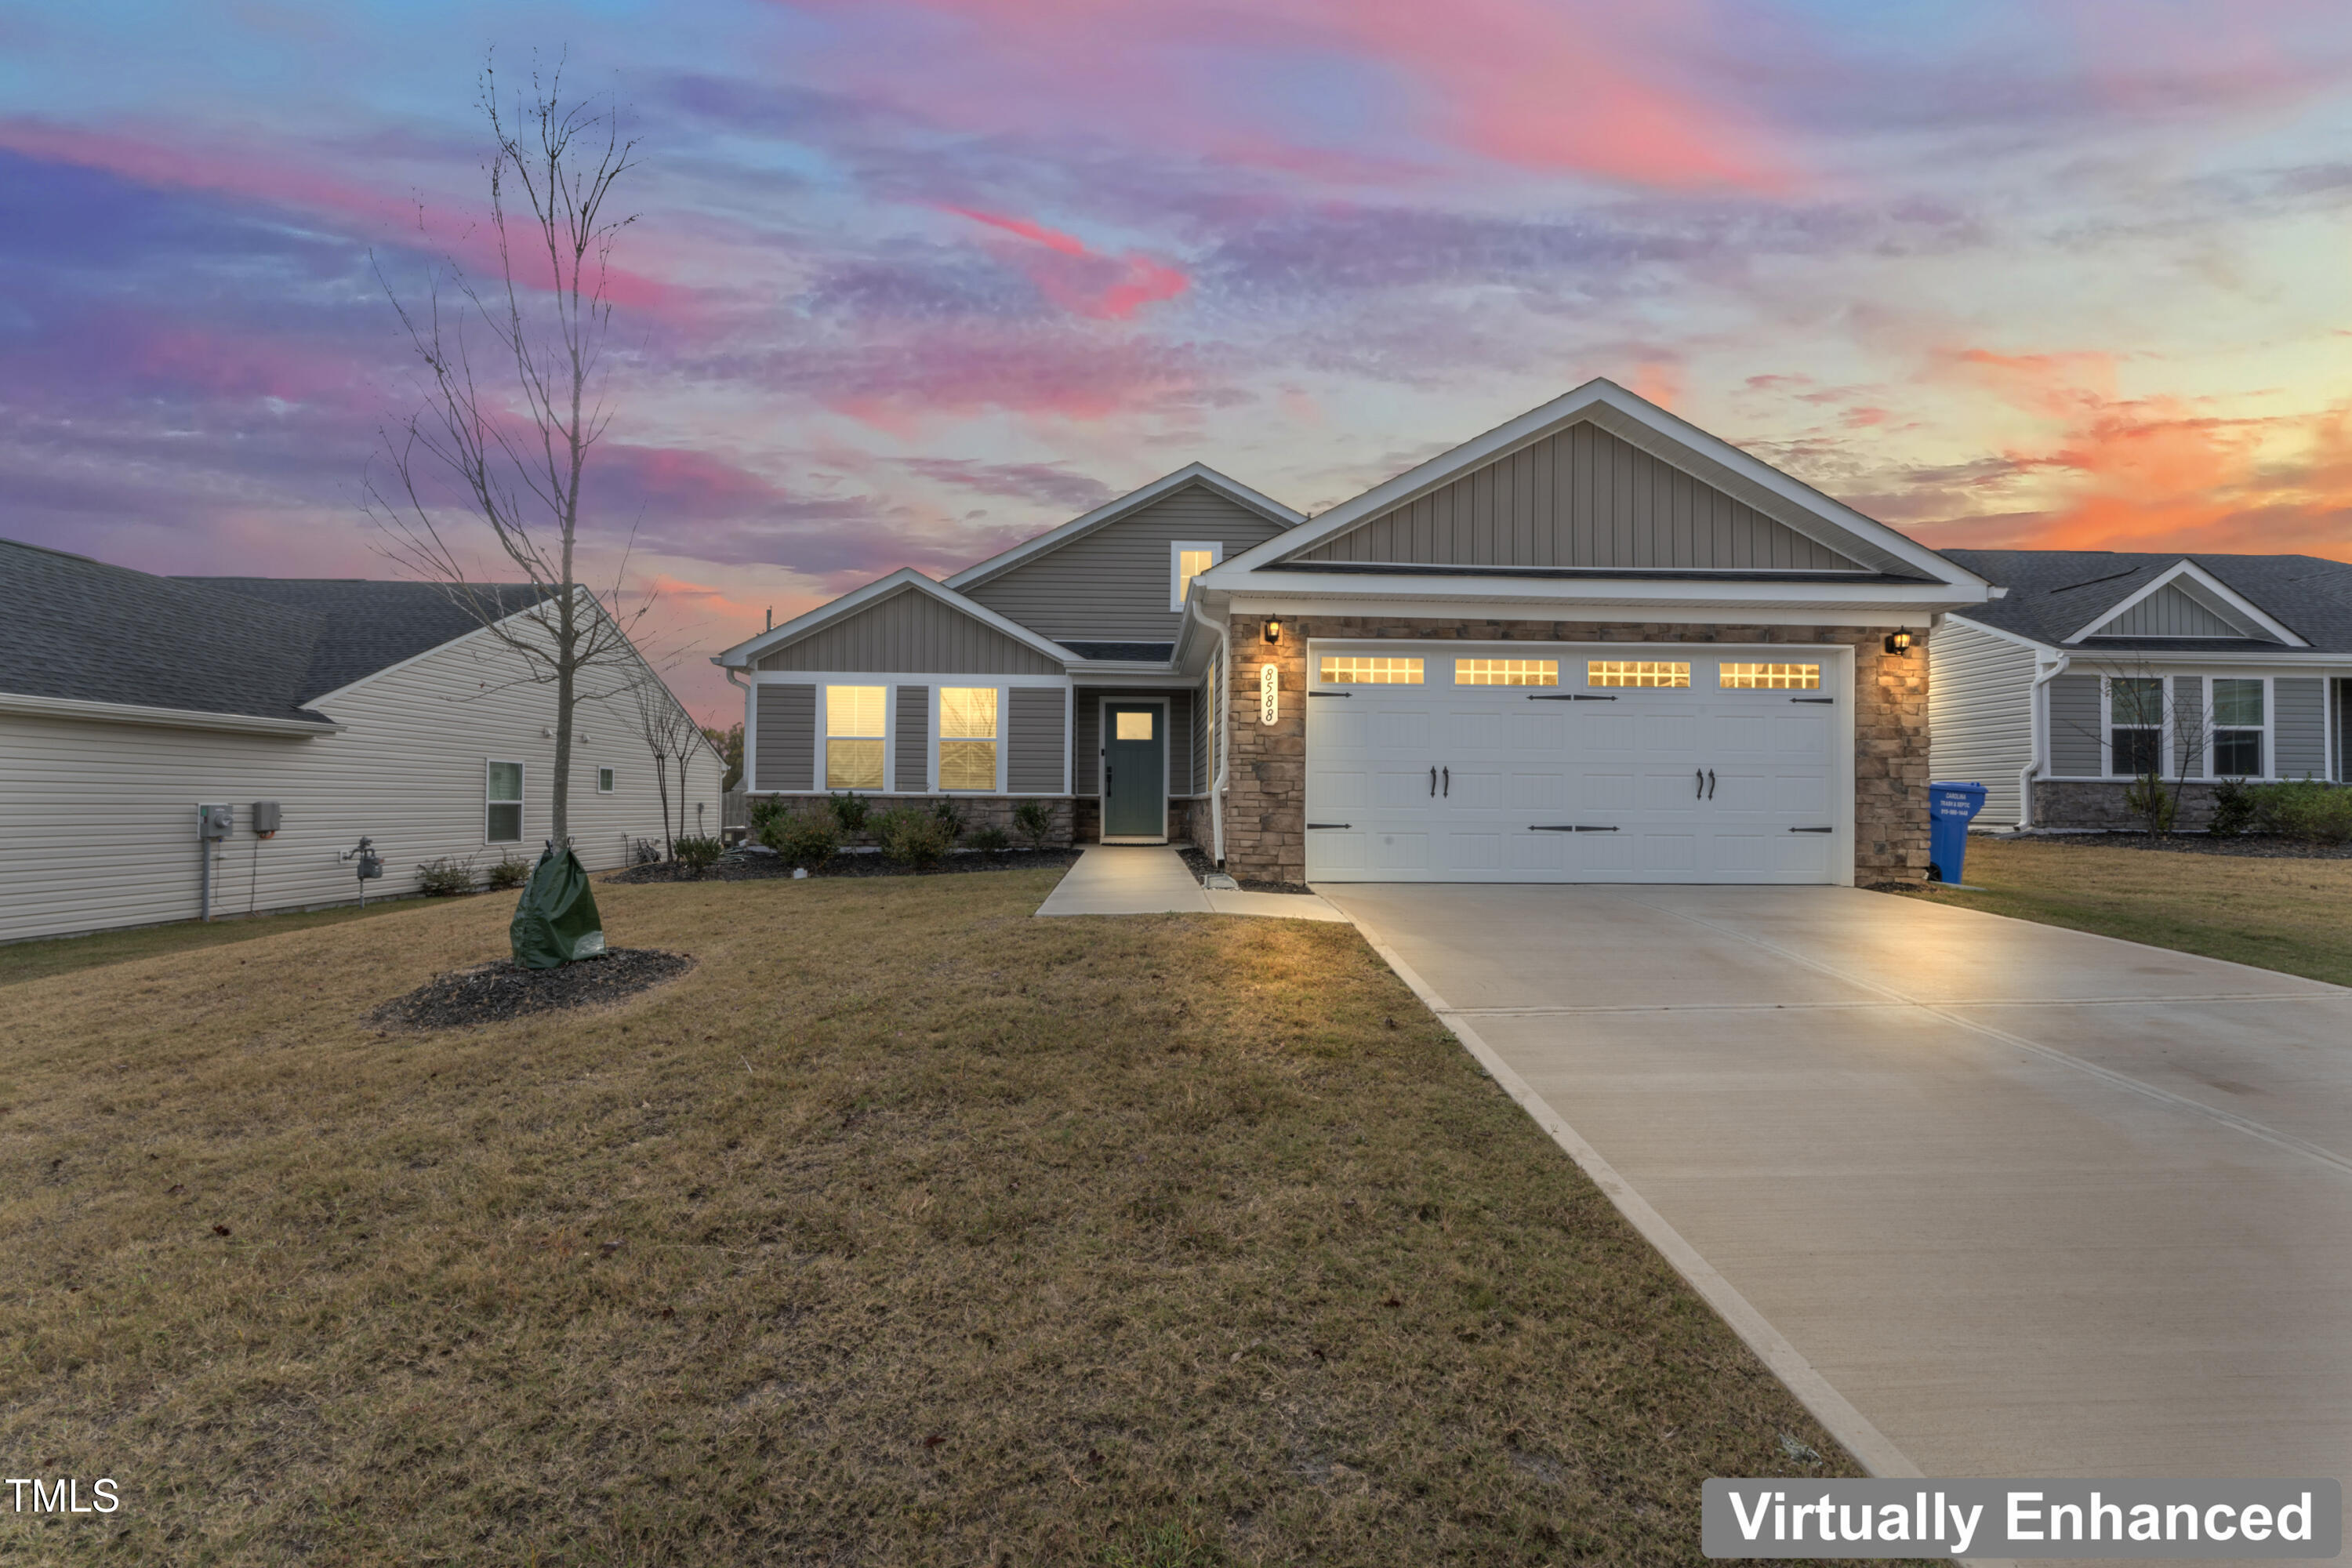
[1102,702,1167,839]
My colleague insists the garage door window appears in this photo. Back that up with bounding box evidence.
[1588,660,1690,688]
[1319,656,1423,685]
[1719,662,1821,691]
[1455,659,1559,687]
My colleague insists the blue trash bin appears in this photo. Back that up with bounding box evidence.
[1927,781,1988,884]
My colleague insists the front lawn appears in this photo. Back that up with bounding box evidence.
[1,873,1865,1564]
[1895,835,2352,987]
[0,895,426,988]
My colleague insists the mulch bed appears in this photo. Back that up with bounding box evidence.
[372,949,695,1031]
[603,848,1080,885]
[1997,831,2352,862]
[1173,842,1316,896]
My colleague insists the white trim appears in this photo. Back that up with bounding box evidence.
[596,765,615,794]
[1169,539,1223,612]
[2063,559,2308,648]
[485,757,525,845]
[2205,673,2271,780]
[1204,379,1988,593]
[1217,579,1984,618]
[2098,673,2172,781]
[1097,695,1171,841]
[945,463,1303,593]
[713,568,1075,670]
[0,689,343,736]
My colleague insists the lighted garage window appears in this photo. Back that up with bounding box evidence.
[826,684,887,789]
[1456,659,1559,687]
[1588,660,1690,688]
[1719,662,1821,690]
[938,686,1000,791]
[1319,655,1423,685]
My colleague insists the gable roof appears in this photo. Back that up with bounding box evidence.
[944,463,1305,593]
[1212,379,1984,590]
[712,567,1073,670]
[1945,550,2352,653]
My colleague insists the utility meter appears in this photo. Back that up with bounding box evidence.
[354,837,383,880]
[198,803,234,840]
[250,800,282,837]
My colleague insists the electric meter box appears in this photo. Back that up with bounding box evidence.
[250,800,282,835]
[198,803,234,840]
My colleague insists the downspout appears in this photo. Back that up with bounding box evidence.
[724,665,749,795]
[2018,652,2069,830]
[1187,594,1229,865]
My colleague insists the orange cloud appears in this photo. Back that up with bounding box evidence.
[945,206,1189,321]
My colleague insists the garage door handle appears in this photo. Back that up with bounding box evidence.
[1307,822,1352,829]
[1443,766,1450,797]
[1695,768,1704,799]
[1531,824,1617,832]
[1707,768,1716,800]
[1791,697,1834,704]
[1789,826,1833,833]
[1429,766,1436,797]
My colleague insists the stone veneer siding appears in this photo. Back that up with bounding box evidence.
[1219,615,1930,886]
[2030,779,2230,831]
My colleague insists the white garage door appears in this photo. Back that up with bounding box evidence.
[1305,645,1849,884]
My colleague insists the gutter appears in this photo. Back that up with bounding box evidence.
[2017,653,2071,829]
[1187,594,1229,866]
[0,690,343,736]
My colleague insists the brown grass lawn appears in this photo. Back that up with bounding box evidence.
[2,872,1868,1565]
[1894,837,2352,987]
[0,896,427,989]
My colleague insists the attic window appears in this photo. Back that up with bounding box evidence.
[1171,541,1221,611]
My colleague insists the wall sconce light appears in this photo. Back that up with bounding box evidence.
[1263,616,1283,644]
[1884,627,1915,655]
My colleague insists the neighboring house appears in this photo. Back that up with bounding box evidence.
[1929,550,2352,829]
[717,379,1996,885]
[0,539,720,943]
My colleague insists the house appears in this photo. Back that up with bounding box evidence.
[0,539,719,943]
[716,379,1997,885]
[1929,550,2352,829]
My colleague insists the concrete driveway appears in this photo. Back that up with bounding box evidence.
[1320,883,2352,1490]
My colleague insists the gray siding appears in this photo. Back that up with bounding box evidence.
[2277,677,2326,777]
[1192,673,1213,793]
[754,684,814,791]
[962,485,1290,643]
[1298,421,1864,572]
[2049,673,2103,776]
[1926,619,2036,825]
[1073,688,1195,796]
[1007,688,1066,793]
[895,684,929,791]
[757,586,1063,675]
[2172,676,2204,775]
[2094,584,2244,639]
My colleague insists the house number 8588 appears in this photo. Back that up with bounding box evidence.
[1258,663,1279,726]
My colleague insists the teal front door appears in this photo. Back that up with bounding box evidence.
[1102,702,1167,839]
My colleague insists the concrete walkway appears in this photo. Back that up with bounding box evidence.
[1321,882,2352,1495]
[1034,844,1346,920]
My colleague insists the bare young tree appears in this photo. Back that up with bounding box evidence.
[365,53,647,848]
[628,670,699,859]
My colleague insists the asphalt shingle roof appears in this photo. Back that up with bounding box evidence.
[1943,549,2352,654]
[181,578,550,702]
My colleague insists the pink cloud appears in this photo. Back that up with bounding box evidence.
[943,206,1190,320]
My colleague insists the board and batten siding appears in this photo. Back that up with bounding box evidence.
[753,684,815,792]
[2092,583,2244,639]
[2048,673,2104,777]
[0,626,717,945]
[895,685,930,792]
[2277,677,2327,777]
[1296,420,1864,572]
[961,485,1291,644]
[1007,688,1066,793]
[1926,618,2036,826]
[755,586,1064,675]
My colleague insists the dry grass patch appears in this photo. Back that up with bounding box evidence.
[1896,836,2352,986]
[2,873,1868,1564]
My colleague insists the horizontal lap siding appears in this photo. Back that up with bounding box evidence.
[2173,676,2205,775]
[2048,673,2104,776]
[895,686,929,791]
[1073,688,1194,796]
[963,486,1290,644]
[1007,688,1065,793]
[2277,677,2326,777]
[754,685,815,791]
[1298,422,1864,571]
[756,587,1062,675]
[1926,619,2035,825]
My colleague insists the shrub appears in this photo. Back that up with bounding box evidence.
[1013,799,1054,851]
[873,806,955,869]
[416,856,476,897]
[485,855,532,890]
[630,837,663,866]
[2122,774,2176,835]
[2206,777,2257,837]
[673,834,726,875]
[829,791,871,835]
[967,825,1011,852]
[764,811,841,870]
[2252,779,2352,845]
[930,797,967,839]
[746,796,789,837]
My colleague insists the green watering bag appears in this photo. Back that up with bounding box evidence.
[509,844,608,969]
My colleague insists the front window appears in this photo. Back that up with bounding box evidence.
[1456,659,1559,687]
[1171,542,1221,610]
[1588,659,1690,688]
[486,760,523,843]
[826,684,886,789]
[596,766,615,793]
[938,687,1000,791]
[2212,678,2263,777]
[2110,677,2164,776]
[1319,655,1423,685]
[1719,662,1820,691]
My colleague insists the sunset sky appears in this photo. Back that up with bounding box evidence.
[8,0,2352,719]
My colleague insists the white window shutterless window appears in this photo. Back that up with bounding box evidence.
[938,687,1000,791]
[596,766,615,793]
[486,760,524,843]
[825,685,887,789]
[1171,541,1221,611]
[2212,678,2263,777]
[2109,677,2165,776]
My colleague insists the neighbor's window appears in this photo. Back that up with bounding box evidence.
[939,686,1000,791]
[2110,677,2165,776]
[486,760,523,843]
[1719,662,1821,691]
[1318,655,1424,685]
[1172,543,1221,610]
[1115,710,1156,741]
[826,684,887,789]
[1588,660,1690,688]
[1456,659,1559,687]
[596,766,615,793]
[2212,678,2264,777]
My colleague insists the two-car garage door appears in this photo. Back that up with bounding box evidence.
[1305,644,1849,884]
